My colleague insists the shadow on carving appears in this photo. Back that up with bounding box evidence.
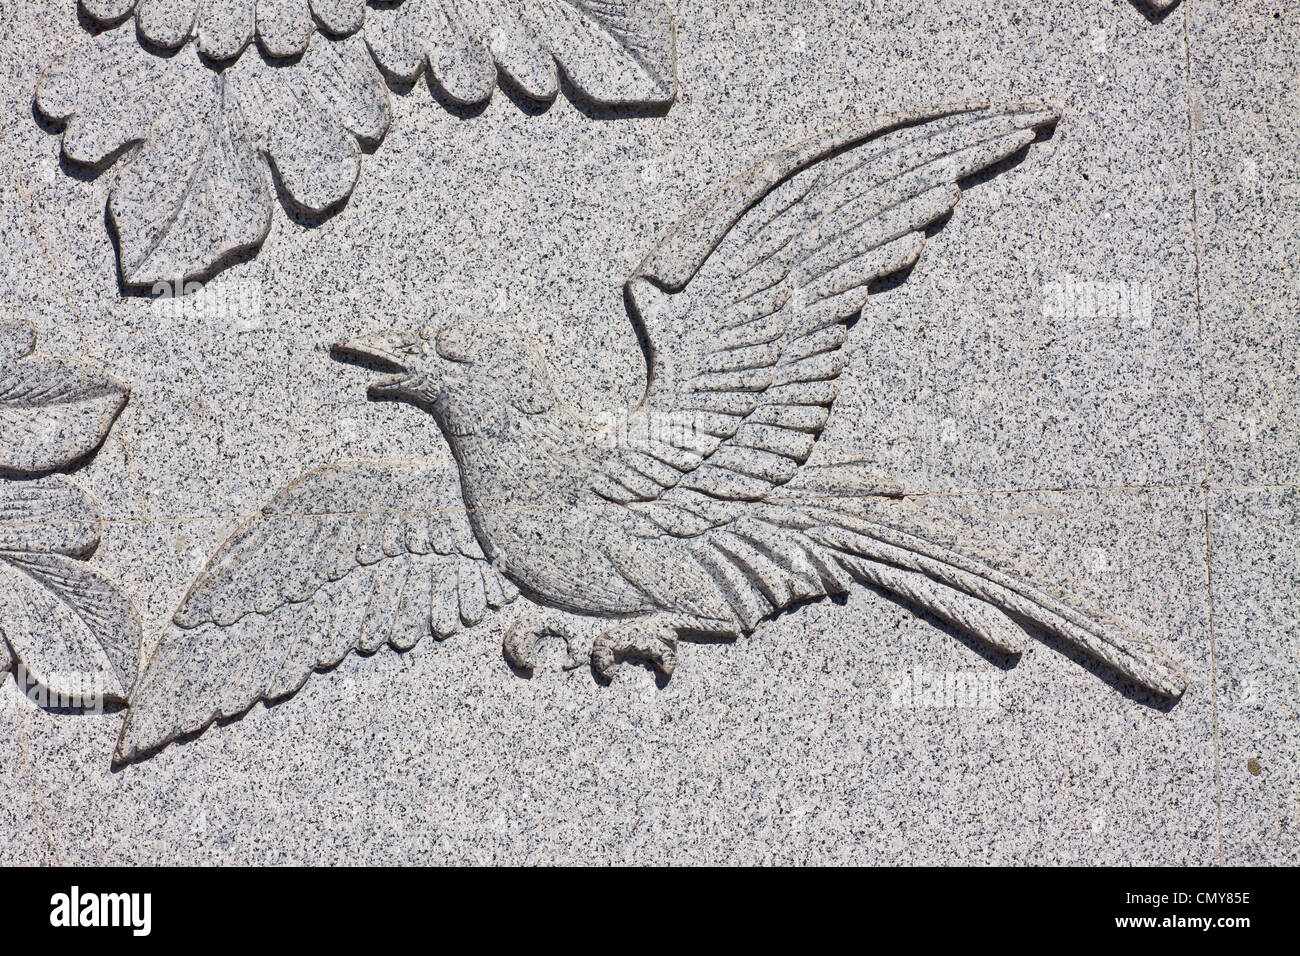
[497,75,561,119]
[7,666,127,717]
[426,74,492,121]
[1009,614,1182,711]
[103,208,264,300]
[558,72,677,122]
[863,589,1022,672]
[1128,0,1182,25]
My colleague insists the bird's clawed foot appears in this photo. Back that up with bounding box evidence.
[591,619,679,683]
[504,610,682,683]
[503,608,587,673]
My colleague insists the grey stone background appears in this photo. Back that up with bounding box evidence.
[1,0,1295,864]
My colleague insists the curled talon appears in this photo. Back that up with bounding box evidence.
[503,608,582,672]
[591,620,679,682]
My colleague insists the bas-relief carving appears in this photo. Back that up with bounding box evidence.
[37,26,389,287]
[117,104,1188,762]
[364,0,677,107]
[0,319,141,703]
[38,1,678,286]
[0,318,127,477]
[35,0,1175,289]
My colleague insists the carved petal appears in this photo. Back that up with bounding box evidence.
[239,34,387,213]
[36,24,177,169]
[79,0,139,24]
[366,0,677,107]
[136,0,199,50]
[0,551,141,703]
[255,84,360,215]
[0,477,102,557]
[294,32,390,145]
[255,0,315,57]
[196,0,255,61]
[0,633,11,674]
[528,0,677,106]
[362,3,427,82]
[0,352,129,477]
[309,0,365,37]
[479,2,557,102]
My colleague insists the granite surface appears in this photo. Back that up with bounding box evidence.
[0,0,1295,864]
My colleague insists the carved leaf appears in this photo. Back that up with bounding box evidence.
[46,3,669,283]
[256,0,317,57]
[365,0,677,107]
[0,478,140,703]
[36,25,388,286]
[110,74,272,285]
[0,553,140,703]
[238,33,390,215]
[0,320,129,476]
[0,476,102,556]
[37,25,270,285]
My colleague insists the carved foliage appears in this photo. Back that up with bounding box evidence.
[80,0,365,60]
[78,0,679,103]
[0,481,141,702]
[365,0,678,107]
[0,318,128,476]
[44,2,677,286]
[0,319,140,703]
[36,26,388,286]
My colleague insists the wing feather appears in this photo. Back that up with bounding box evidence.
[594,103,1057,506]
[117,458,519,761]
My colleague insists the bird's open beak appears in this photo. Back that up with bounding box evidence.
[332,332,419,397]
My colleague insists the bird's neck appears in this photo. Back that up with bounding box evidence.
[443,407,591,512]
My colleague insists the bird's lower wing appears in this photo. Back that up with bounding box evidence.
[117,458,518,762]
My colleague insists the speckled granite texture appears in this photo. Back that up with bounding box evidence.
[0,0,1295,864]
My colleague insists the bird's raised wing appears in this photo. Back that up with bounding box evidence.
[118,458,518,762]
[591,103,1056,505]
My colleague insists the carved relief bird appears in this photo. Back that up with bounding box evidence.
[118,103,1188,761]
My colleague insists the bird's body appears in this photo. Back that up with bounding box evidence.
[433,397,658,618]
[117,102,1189,762]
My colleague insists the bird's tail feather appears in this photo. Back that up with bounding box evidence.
[761,468,1188,698]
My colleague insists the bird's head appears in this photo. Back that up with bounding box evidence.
[333,315,555,439]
